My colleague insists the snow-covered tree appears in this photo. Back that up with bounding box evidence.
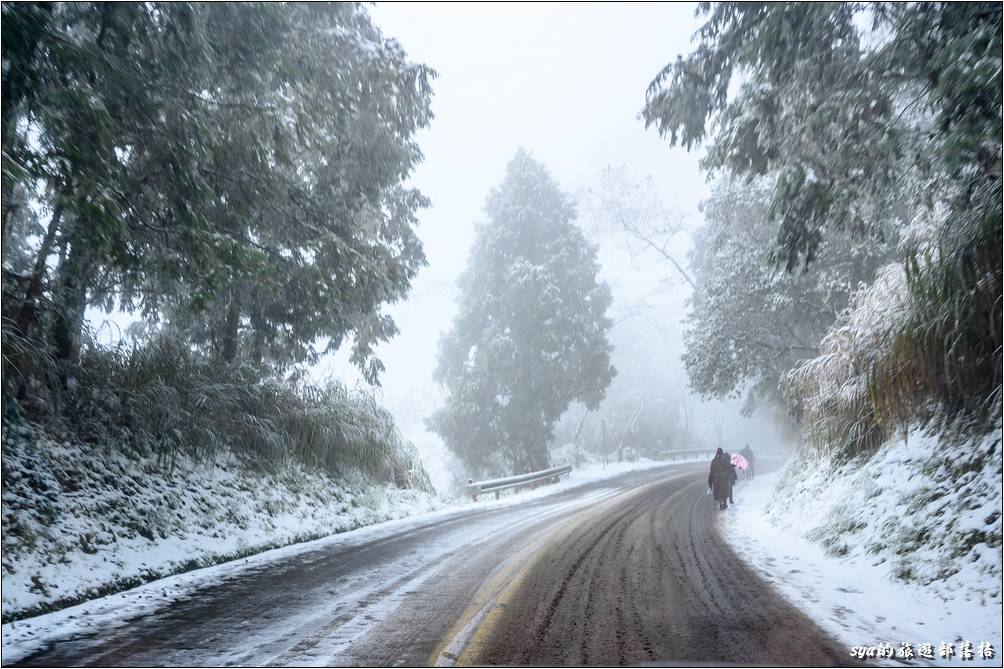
[2,3,434,384]
[645,3,1001,445]
[430,151,615,475]
[684,177,893,413]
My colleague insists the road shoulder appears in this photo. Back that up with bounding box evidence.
[720,470,1002,665]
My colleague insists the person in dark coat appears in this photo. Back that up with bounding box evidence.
[707,448,734,510]
[725,452,738,504]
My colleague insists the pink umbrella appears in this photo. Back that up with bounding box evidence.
[730,453,749,470]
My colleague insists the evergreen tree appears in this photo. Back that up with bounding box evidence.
[2,3,434,387]
[642,3,1000,271]
[430,152,615,475]
[684,177,892,414]
[644,3,1001,438]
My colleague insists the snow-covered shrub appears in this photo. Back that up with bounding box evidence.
[551,442,599,468]
[765,421,1001,602]
[6,337,432,492]
[786,192,1002,459]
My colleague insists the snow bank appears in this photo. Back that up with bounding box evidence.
[2,410,691,628]
[1,422,441,623]
[721,425,1002,663]
[0,453,687,665]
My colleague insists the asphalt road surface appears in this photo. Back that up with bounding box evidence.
[9,461,851,667]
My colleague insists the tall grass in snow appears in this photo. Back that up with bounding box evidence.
[786,264,909,457]
[787,194,1002,459]
[3,337,432,492]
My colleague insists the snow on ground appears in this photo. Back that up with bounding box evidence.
[461,454,693,508]
[721,426,1002,665]
[0,484,613,666]
[1,422,442,624]
[2,423,702,664]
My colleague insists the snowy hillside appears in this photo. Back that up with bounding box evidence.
[722,423,1002,659]
[1,422,441,623]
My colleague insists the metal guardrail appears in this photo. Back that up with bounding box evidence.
[466,465,572,501]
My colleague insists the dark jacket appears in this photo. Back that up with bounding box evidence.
[708,453,734,502]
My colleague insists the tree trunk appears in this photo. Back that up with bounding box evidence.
[16,203,63,336]
[52,234,93,366]
[9,204,64,400]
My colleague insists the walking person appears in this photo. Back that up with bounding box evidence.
[740,444,756,480]
[707,448,734,510]
[725,452,738,505]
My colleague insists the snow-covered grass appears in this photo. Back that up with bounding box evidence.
[1,422,442,624]
[2,495,478,666]
[1,449,700,664]
[2,407,696,630]
[721,425,1002,664]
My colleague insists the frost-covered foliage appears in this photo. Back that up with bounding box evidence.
[766,422,1001,605]
[4,338,433,490]
[786,262,910,455]
[647,3,1002,448]
[2,2,434,386]
[685,177,892,413]
[430,151,615,476]
[643,3,1000,272]
[1,419,440,623]
[789,195,1001,457]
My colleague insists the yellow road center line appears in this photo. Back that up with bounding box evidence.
[456,479,700,665]
[431,467,701,666]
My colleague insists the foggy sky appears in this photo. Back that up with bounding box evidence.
[316,3,779,492]
[84,2,779,493]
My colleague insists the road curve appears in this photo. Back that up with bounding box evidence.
[7,463,850,667]
[456,471,848,666]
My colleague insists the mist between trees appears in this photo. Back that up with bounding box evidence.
[2,2,1000,489]
[436,2,1001,477]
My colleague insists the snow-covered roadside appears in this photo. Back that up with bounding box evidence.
[720,431,1002,665]
[1,422,444,625]
[2,446,696,664]
[459,455,693,509]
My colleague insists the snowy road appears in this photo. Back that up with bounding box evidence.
[7,463,850,666]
